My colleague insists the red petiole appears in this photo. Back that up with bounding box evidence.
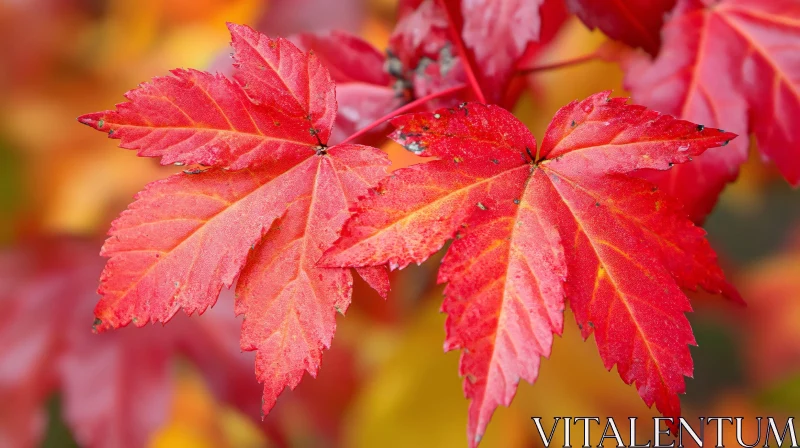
[516,52,601,75]
[338,84,468,146]
[435,0,487,104]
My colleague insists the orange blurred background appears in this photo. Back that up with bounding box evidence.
[1,0,799,447]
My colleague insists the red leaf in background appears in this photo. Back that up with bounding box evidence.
[624,0,800,222]
[460,0,545,103]
[79,23,390,417]
[290,31,404,145]
[388,0,467,106]
[0,239,264,448]
[566,0,677,56]
[322,93,741,445]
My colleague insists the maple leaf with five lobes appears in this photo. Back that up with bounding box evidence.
[78,23,390,415]
[321,92,743,446]
[624,0,800,223]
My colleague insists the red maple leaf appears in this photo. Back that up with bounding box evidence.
[624,0,800,222]
[0,238,264,448]
[566,0,677,56]
[321,92,742,446]
[78,23,390,416]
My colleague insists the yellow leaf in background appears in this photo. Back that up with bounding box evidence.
[343,290,531,448]
[149,365,267,448]
[344,284,662,447]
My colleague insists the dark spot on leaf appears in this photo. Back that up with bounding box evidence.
[513,199,520,205]
[570,120,576,127]
[722,140,730,146]
[595,202,600,207]
[422,125,429,131]
[696,124,705,131]
[97,119,105,129]
[668,162,674,167]
[588,321,595,328]
[309,128,318,136]
[491,159,499,164]
[132,317,139,324]
[525,146,536,162]
[273,121,281,127]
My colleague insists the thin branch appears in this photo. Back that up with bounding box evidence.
[435,0,487,104]
[516,52,600,75]
[338,84,468,146]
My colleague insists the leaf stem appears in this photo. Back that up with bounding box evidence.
[435,0,487,104]
[516,52,600,75]
[338,84,468,146]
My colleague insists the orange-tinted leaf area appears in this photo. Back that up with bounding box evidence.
[625,0,800,222]
[0,239,261,448]
[322,92,741,446]
[78,23,390,416]
[567,0,677,56]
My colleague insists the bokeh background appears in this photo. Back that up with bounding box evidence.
[1,0,799,447]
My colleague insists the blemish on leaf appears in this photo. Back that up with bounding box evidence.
[696,124,705,131]
[97,119,105,129]
[476,202,487,210]
[454,156,463,163]
[434,113,441,119]
[491,158,499,164]
[513,199,520,205]
[405,141,425,154]
[570,120,576,127]
[722,140,730,146]
[595,202,600,207]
